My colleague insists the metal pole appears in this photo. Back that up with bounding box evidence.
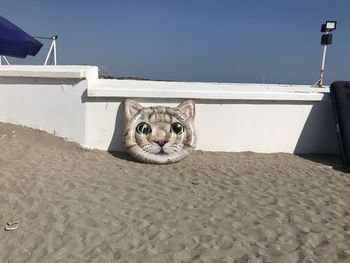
[0,56,2,66]
[44,40,55,65]
[3,56,10,65]
[319,44,328,87]
[53,39,57,65]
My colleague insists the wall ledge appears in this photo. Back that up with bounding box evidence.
[0,65,98,81]
[0,65,331,102]
[88,79,330,101]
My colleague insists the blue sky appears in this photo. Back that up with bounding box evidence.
[2,0,349,84]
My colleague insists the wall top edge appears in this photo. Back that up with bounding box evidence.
[88,79,330,101]
[0,66,331,101]
[0,65,98,81]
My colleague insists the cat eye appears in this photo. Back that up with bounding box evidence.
[171,122,184,134]
[136,122,152,135]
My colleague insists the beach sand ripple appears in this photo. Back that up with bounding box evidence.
[0,123,349,262]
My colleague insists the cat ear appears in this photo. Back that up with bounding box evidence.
[177,100,195,120]
[124,99,143,121]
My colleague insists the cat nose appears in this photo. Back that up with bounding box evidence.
[155,140,168,147]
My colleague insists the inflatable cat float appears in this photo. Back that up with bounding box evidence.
[123,99,196,164]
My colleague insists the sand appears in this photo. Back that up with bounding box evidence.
[0,122,349,263]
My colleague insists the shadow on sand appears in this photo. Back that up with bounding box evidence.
[296,153,349,173]
[108,151,142,162]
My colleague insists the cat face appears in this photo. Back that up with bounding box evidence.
[123,99,196,164]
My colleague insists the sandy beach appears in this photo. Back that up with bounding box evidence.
[0,122,349,262]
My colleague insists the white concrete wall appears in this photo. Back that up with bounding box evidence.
[84,98,338,154]
[0,66,96,146]
[0,65,339,154]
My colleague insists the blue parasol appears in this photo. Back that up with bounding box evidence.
[0,16,43,58]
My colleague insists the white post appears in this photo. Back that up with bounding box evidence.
[44,36,58,65]
[0,56,2,66]
[319,44,327,87]
[3,56,10,65]
[44,40,54,65]
[53,38,57,65]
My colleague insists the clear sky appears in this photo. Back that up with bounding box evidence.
[2,0,349,85]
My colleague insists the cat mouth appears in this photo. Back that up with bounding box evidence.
[157,149,169,155]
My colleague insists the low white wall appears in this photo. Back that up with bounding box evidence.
[0,78,86,145]
[0,65,339,154]
[0,66,97,146]
[85,98,338,154]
